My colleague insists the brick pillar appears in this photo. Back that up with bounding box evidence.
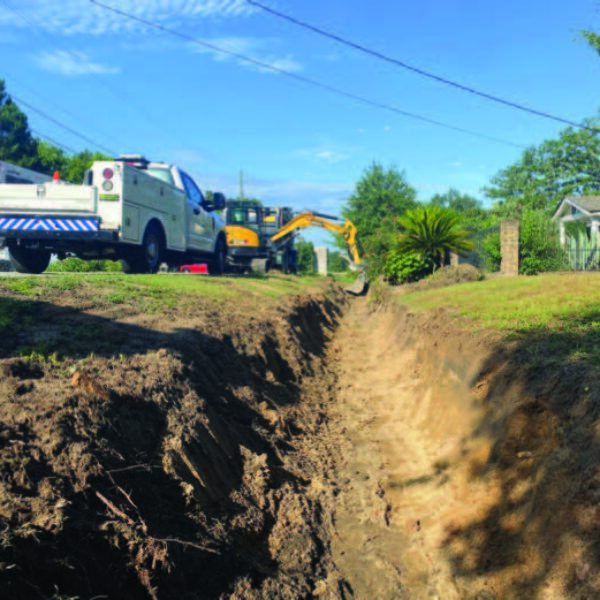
[314,246,328,276]
[501,220,519,276]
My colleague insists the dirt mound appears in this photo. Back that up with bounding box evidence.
[0,285,347,599]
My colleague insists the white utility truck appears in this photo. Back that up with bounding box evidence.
[0,155,227,274]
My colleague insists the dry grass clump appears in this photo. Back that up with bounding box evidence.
[412,264,484,291]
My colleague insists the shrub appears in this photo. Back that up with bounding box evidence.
[481,232,502,272]
[411,264,485,291]
[383,250,433,284]
[48,258,122,273]
[518,209,566,275]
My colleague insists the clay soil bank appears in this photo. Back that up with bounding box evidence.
[0,277,597,599]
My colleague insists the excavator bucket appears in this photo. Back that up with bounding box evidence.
[344,269,369,296]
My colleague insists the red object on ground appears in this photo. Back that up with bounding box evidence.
[179,264,208,274]
[53,171,60,182]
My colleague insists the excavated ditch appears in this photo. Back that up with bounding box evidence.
[0,288,348,599]
[1,283,599,599]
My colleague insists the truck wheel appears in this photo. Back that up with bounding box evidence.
[208,237,226,275]
[8,247,51,274]
[182,267,191,273]
[142,223,165,274]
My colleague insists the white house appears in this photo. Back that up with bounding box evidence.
[552,196,600,270]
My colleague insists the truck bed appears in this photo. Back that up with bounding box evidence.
[0,183,97,214]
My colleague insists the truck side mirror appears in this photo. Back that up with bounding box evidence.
[211,192,226,211]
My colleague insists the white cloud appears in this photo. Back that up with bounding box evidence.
[194,172,352,213]
[383,125,392,132]
[190,36,302,74]
[294,144,356,164]
[35,50,120,76]
[450,161,463,167]
[0,0,252,36]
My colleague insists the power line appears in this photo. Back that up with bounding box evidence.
[90,0,526,149]
[247,0,598,134]
[10,94,117,155]
[1,69,129,150]
[0,0,161,139]
[31,129,77,155]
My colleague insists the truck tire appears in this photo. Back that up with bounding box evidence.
[208,236,226,275]
[122,223,165,274]
[8,247,51,274]
[142,223,165,274]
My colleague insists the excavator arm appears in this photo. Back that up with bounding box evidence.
[270,211,368,295]
[271,212,364,269]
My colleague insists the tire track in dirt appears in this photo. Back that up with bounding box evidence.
[327,298,490,599]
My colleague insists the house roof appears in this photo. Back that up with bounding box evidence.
[565,196,600,213]
[553,196,600,220]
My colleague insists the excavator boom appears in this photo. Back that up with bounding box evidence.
[271,211,368,295]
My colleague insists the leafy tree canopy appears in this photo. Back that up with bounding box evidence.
[429,188,481,213]
[343,162,418,241]
[295,237,314,274]
[63,150,110,184]
[0,79,38,167]
[342,162,418,273]
[484,120,600,217]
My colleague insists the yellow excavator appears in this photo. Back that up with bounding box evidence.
[224,203,368,295]
[270,211,368,295]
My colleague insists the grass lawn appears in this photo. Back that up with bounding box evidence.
[397,273,600,365]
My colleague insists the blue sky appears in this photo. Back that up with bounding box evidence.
[1,0,599,246]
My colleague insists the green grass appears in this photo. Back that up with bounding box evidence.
[0,272,330,310]
[398,273,600,364]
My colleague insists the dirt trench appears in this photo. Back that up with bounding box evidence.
[328,297,600,600]
[2,285,599,599]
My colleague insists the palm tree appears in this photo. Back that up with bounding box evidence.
[395,206,474,270]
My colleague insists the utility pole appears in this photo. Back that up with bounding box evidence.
[239,170,245,200]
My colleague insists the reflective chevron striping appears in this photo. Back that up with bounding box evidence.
[0,217,99,232]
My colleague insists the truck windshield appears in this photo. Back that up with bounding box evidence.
[147,167,174,186]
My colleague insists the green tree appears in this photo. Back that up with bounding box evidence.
[295,237,314,273]
[484,121,600,217]
[0,79,38,167]
[429,188,480,213]
[63,150,110,184]
[34,140,70,177]
[343,162,418,273]
[518,209,566,275]
[328,250,349,273]
[394,206,474,270]
[583,8,600,56]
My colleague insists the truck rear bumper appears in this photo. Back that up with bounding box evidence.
[0,215,117,244]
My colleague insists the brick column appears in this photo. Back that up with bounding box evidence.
[501,220,519,276]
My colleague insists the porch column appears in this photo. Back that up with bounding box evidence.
[591,220,600,245]
[559,221,566,245]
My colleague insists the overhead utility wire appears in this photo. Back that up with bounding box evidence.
[247,0,598,134]
[0,0,160,142]
[1,68,126,150]
[31,130,77,155]
[90,0,525,149]
[10,94,118,156]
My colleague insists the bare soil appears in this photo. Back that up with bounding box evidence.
[0,280,348,599]
[1,280,599,599]
[327,297,600,600]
